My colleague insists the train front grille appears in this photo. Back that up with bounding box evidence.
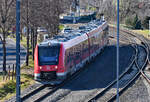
[40,71,57,80]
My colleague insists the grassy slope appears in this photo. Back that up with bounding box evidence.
[0,35,35,101]
[109,23,149,38]
[0,73,34,101]
[0,24,65,101]
[132,30,149,38]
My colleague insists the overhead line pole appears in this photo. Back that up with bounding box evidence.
[16,0,21,101]
[148,20,150,37]
[116,0,120,102]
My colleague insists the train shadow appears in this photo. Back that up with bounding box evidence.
[59,44,137,91]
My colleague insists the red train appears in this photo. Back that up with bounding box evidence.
[34,20,109,84]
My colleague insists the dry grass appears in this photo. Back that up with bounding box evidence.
[109,23,150,39]
[132,30,149,38]
[0,34,35,101]
[0,73,35,101]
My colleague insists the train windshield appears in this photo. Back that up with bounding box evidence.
[38,45,60,65]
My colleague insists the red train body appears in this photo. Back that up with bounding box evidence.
[34,20,109,84]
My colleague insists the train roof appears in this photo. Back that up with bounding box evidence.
[39,20,107,46]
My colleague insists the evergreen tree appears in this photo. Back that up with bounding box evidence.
[142,16,150,29]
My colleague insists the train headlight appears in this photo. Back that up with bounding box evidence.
[40,66,42,69]
[55,66,58,69]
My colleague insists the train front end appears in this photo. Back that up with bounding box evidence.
[34,42,65,84]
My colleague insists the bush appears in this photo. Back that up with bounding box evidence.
[125,17,133,28]
[59,25,64,31]
[0,81,16,100]
[142,16,150,29]
[125,15,141,29]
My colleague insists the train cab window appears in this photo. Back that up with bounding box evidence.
[38,45,60,65]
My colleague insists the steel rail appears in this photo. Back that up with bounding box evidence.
[88,33,137,102]
[107,26,150,102]
[21,84,47,101]
[108,44,148,102]
[88,26,149,102]
[21,26,150,102]
[138,38,150,84]
[21,59,96,102]
[110,25,150,84]
[118,26,150,85]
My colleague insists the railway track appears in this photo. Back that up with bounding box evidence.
[118,26,150,85]
[9,26,150,102]
[135,35,150,85]
[86,26,150,102]
[21,60,94,102]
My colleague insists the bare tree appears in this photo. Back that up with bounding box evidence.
[0,0,15,72]
[41,0,63,37]
[21,0,41,65]
[20,0,65,65]
[20,0,30,66]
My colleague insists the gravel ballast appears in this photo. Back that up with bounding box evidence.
[119,77,150,102]
[41,42,134,102]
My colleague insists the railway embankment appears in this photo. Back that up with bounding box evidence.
[0,35,35,101]
[5,22,150,102]
[109,24,150,102]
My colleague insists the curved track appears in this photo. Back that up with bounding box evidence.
[24,27,136,102]
[7,26,149,102]
[88,26,150,102]
[118,27,150,83]
[20,61,96,102]
[87,27,143,102]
